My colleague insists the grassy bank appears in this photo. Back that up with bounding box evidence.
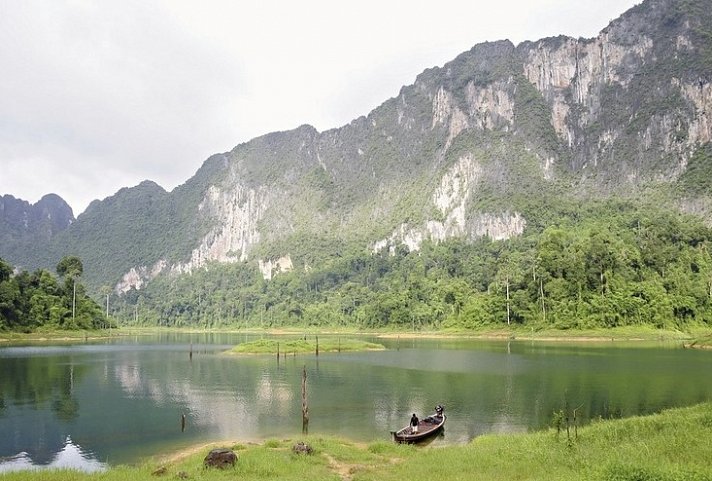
[2,325,706,344]
[3,402,711,480]
[229,337,385,355]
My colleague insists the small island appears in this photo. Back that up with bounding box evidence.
[229,337,385,355]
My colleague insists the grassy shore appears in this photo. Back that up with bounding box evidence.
[2,325,706,344]
[228,337,385,355]
[3,402,711,480]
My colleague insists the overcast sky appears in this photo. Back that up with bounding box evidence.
[0,0,640,216]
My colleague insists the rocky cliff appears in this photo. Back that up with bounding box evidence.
[2,0,711,293]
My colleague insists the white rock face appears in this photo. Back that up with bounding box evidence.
[431,153,482,239]
[192,184,269,264]
[523,34,654,144]
[679,80,712,145]
[431,86,470,151]
[373,153,526,253]
[258,255,294,280]
[432,79,515,150]
[470,212,527,240]
[116,182,273,292]
[465,78,515,130]
[115,260,168,294]
[432,86,454,128]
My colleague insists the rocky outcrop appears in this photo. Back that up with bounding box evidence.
[203,449,237,469]
[465,78,515,131]
[192,184,271,264]
[522,33,654,149]
[374,153,526,253]
[258,255,294,280]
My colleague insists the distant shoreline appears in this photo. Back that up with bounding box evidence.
[1,325,707,345]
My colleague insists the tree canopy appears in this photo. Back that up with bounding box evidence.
[108,201,712,331]
[0,257,105,331]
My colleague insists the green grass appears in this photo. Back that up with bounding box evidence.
[508,325,693,341]
[685,332,712,349]
[3,403,712,480]
[2,326,708,345]
[229,337,385,355]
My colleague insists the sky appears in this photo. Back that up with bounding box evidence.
[0,0,641,216]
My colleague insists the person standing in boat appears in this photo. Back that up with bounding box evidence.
[410,413,419,433]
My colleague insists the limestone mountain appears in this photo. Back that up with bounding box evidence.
[2,0,711,294]
[0,194,74,270]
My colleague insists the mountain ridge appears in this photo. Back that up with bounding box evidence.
[2,0,711,297]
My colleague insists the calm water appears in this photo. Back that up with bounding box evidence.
[1,333,711,471]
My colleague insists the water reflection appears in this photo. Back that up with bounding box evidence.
[0,437,105,473]
[1,335,711,472]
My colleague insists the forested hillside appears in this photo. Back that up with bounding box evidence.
[111,201,712,330]
[2,0,712,332]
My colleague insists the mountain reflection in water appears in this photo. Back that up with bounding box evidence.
[0,436,105,473]
[2,334,712,472]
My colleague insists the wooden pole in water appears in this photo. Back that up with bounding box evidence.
[277,342,280,360]
[181,413,186,432]
[316,335,319,357]
[189,342,193,361]
[301,365,309,433]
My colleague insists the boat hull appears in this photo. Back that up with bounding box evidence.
[392,414,446,444]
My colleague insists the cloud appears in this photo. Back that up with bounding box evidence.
[0,0,639,215]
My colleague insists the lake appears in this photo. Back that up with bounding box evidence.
[1,333,710,472]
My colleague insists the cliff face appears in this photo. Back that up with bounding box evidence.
[520,0,712,182]
[3,0,712,292]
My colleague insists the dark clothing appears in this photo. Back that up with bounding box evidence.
[410,414,419,427]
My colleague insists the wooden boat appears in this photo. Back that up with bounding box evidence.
[392,405,446,444]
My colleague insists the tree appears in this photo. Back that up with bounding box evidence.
[0,258,12,282]
[57,256,84,323]
[99,285,113,328]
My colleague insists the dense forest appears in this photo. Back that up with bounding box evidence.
[3,200,712,332]
[106,200,712,331]
[0,256,106,331]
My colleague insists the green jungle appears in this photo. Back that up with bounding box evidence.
[4,199,712,334]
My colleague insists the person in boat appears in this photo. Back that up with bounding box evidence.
[410,413,419,433]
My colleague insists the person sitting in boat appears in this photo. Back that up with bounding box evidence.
[410,413,419,433]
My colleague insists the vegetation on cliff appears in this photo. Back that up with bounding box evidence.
[110,200,712,331]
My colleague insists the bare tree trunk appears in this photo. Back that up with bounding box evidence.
[72,280,76,321]
[301,365,309,434]
[506,275,511,326]
[540,279,546,323]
